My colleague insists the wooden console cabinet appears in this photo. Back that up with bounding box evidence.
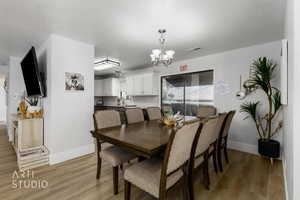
[12,118,44,152]
[11,116,49,170]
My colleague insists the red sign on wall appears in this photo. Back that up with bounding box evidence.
[179,64,188,72]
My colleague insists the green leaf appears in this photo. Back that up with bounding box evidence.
[272,90,282,114]
[249,57,277,93]
[240,101,260,121]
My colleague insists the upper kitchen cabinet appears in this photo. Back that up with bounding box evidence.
[126,76,134,96]
[94,79,103,96]
[94,78,120,97]
[126,72,158,96]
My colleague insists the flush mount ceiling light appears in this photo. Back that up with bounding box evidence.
[150,29,175,67]
[94,57,120,71]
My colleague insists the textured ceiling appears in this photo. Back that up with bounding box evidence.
[0,0,285,72]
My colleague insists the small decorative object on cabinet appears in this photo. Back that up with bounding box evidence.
[240,57,283,163]
[25,96,42,119]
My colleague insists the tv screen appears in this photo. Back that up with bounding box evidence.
[20,47,45,97]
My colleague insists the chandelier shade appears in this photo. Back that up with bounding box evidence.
[150,29,175,66]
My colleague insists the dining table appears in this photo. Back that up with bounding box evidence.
[94,116,199,158]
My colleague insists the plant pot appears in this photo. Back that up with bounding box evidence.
[258,139,280,158]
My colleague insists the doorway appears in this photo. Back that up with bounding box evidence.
[0,74,7,123]
[161,70,214,116]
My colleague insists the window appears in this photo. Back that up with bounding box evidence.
[161,70,214,116]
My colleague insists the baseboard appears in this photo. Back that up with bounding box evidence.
[282,157,290,200]
[49,143,95,165]
[227,140,258,155]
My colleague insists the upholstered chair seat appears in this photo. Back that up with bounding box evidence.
[146,107,162,120]
[101,146,137,167]
[124,157,183,198]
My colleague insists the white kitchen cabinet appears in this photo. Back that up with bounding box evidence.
[103,78,110,96]
[125,73,158,96]
[143,73,154,95]
[126,77,134,96]
[111,78,120,96]
[94,79,104,96]
[133,75,144,95]
[94,78,120,97]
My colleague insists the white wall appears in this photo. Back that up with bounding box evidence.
[283,0,294,199]
[0,65,8,122]
[127,41,282,154]
[0,76,7,122]
[293,0,300,198]
[283,0,300,199]
[7,57,25,141]
[0,65,9,74]
[37,35,95,164]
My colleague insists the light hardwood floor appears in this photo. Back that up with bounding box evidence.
[0,125,284,200]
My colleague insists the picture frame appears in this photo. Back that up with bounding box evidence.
[65,72,84,91]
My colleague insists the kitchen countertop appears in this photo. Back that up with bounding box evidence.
[94,105,158,110]
[94,105,138,109]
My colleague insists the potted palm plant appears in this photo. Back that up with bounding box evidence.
[240,57,283,159]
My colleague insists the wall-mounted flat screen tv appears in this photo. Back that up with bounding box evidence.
[20,47,45,97]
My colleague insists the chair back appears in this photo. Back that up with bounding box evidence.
[146,107,162,120]
[165,121,202,175]
[209,113,227,144]
[125,108,145,124]
[222,110,236,137]
[93,110,121,130]
[197,105,217,119]
[195,118,218,157]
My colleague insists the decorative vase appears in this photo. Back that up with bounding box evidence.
[258,139,280,158]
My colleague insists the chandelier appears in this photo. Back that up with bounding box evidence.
[150,29,175,66]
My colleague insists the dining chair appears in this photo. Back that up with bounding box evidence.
[190,117,218,191]
[187,116,225,200]
[196,105,217,120]
[217,110,236,172]
[125,108,145,124]
[91,110,136,195]
[146,107,162,120]
[207,113,227,174]
[124,120,203,200]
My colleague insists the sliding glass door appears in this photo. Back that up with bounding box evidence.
[161,74,185,115]
[161,70,214,116]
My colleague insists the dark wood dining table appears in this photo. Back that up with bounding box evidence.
[94,116,199,158]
